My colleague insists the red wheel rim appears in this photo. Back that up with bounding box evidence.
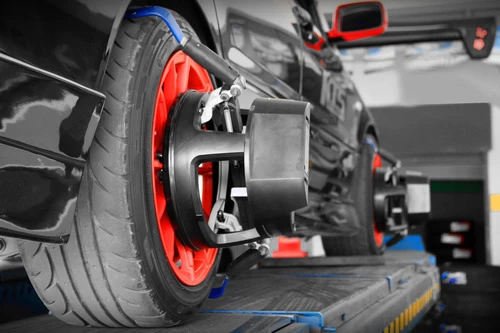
[372,153,384,247]
[152,50,217,286]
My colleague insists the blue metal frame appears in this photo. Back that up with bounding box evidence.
[208,276,229,299]
[125,6,184,44]
[385,235,426,251]
[200,309,336,331]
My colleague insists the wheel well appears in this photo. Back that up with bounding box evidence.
[130,0,218,53]
[366,125,378,143]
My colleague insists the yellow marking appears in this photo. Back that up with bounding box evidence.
[390,322,394,333]
[400,313,404,330]
[384,327,389,333]
[395,317,400,333]
[490,194,500,211]
[405,308,409,326]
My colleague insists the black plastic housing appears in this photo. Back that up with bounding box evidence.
[245,98,310,237]
[165,92,310,249]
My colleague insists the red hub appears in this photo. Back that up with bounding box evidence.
[372,153,384,247]
[152,51,217,286]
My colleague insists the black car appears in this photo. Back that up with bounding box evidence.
[1,0,492,328]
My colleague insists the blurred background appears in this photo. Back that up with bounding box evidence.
[318,1,500,331]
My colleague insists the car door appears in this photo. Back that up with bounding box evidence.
[213,0,304,108]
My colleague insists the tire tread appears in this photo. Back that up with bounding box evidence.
[19,16,172,327]
[322,137,384,256]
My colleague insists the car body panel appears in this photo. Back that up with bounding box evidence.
[0,0,130,89]
[0,52,104,241]
[0,0,126,241]
[0,0,377,241]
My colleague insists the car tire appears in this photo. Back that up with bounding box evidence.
[321,135,385,256]
[18,11,220,327]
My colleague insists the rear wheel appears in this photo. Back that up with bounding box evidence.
[322,136,385,256]
[19,12,220,327]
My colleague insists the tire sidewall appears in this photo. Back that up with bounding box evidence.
[128,16,219,311]
[357,135,384,255]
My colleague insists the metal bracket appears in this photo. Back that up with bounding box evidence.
[200,85,243,124]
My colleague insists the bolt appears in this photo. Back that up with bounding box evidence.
[230,85,242,97]
[0,238,5,253]
[220,91,231,101]
[156,152,163,160]
[158,169,166,183]
[258,245,269,256]
[217,210,225,222]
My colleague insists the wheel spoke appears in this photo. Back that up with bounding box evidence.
[153,90,165,153]
[163,66,177,105]
[153,159,163,170]
[193,249,209,266]
[190,65,212,92]
[202,173,213,218]
[156,89,167,129]
[155,190,166,218]
[161,216,176,260]
[176,241,195,280]
[176,58,190,94]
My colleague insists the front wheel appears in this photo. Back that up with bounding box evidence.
[322,136,385,256]
[19,12,221,327]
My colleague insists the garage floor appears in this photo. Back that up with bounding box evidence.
[0,251,439,333]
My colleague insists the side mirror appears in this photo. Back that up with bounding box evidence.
[328,1,388,41]
[335,17,497,60]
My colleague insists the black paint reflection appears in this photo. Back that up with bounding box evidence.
[0,165,80,230]
[0,59,103,164]
[223,8,302,99]
[0,0,126,88]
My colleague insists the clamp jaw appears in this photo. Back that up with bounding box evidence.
[372,146,430,249]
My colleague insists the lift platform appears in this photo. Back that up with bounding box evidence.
[0,251,440,333]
